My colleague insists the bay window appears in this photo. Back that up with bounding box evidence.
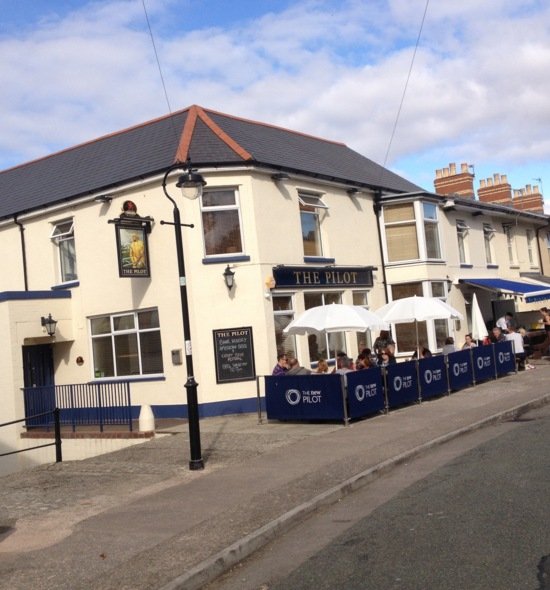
[383,201,442,263]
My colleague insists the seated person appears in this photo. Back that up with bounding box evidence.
[489,326,506,343]
[462,333,477,349]
[373,330,395,356]
[335,355,353,375]
[411,347,432,360]
[378,348,397,366]
[272,353,289,376]
[315,358,329,373]
[441,337,456,355]
[286,357,312,375]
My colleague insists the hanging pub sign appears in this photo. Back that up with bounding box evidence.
[109,200,153,278]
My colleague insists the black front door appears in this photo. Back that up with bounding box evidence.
[22,344,55,427]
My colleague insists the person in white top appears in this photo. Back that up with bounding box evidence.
[505,324,527,370]
[496,312,513,332]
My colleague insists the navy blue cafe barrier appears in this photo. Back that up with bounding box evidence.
[447,349,475,391]
[494,340,516,375]
[472,344,496,383]
[418,355,448,400]
[265,374,345,421]
[346,367,385,419]
[385,360,419,409]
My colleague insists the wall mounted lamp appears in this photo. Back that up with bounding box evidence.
[41,314,58,337]
[94,194,113,203]
[223,265,235,290]
[271,172,290,182]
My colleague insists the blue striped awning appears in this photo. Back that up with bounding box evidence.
[459,278,550,303]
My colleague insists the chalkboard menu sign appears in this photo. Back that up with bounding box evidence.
[213,327,256,383]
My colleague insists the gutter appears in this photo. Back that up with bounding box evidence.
[374,189,389,304]
[13,216,28,291]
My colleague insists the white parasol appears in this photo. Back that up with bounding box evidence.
[283,304,388,335]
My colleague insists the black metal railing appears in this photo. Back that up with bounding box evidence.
[23,381,133,432]
[0,409,62,462]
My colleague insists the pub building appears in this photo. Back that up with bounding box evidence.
[2,105,550,467]
[0,104,418,444]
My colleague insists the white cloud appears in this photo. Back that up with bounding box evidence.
[0,0,549,205]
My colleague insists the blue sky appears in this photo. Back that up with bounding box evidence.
[1,0,549,207]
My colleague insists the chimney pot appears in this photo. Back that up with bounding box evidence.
[480,179,486,188]
[461,162,469,173]
[493,173,500,184]
[501,174,508,185]
[449,163,457,175]
[526,184,532,194]
[487,178,493,187]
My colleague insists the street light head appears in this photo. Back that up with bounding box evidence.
[175,159,207,200]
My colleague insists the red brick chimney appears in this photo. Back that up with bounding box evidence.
[513,184,544,214]
[434,162,475,198]
[477,173,512,207]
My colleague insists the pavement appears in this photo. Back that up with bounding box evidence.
[1,361,550,590]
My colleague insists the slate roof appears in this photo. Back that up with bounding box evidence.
[0,105,423,221]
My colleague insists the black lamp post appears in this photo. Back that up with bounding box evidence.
[161,158,206,470]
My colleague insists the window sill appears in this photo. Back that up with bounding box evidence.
[51,281,80,290]
[486,264,499,269]
[303,256,335,264]
[459,264,473,268]
[202,255,250,264]
[90,375,166,383]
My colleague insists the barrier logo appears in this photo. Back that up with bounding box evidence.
[477,355,491,369]
[355,383,377,401]
[285,389,301,406]
[498,351,511,363]
[452,362,468,376]
[424,368,442,384]
[393,376,402,391]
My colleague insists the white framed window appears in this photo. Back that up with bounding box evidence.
[201,188,244,256]
[299,192,327,257]
[304,291,344,363]
[423,203,441,259]
[390,281,451,353]
[483,224,496,264]
[353,290,372,352]
[383,201,443,263]
[503,224,516,265]
[456,220,470,264]
[384,203,419,262]
[50,219,77,282]
[90,308,163,378]
[272,294,296,357]
[526,229,535,266]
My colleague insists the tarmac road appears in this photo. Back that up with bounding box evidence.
[1,362,550,590]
